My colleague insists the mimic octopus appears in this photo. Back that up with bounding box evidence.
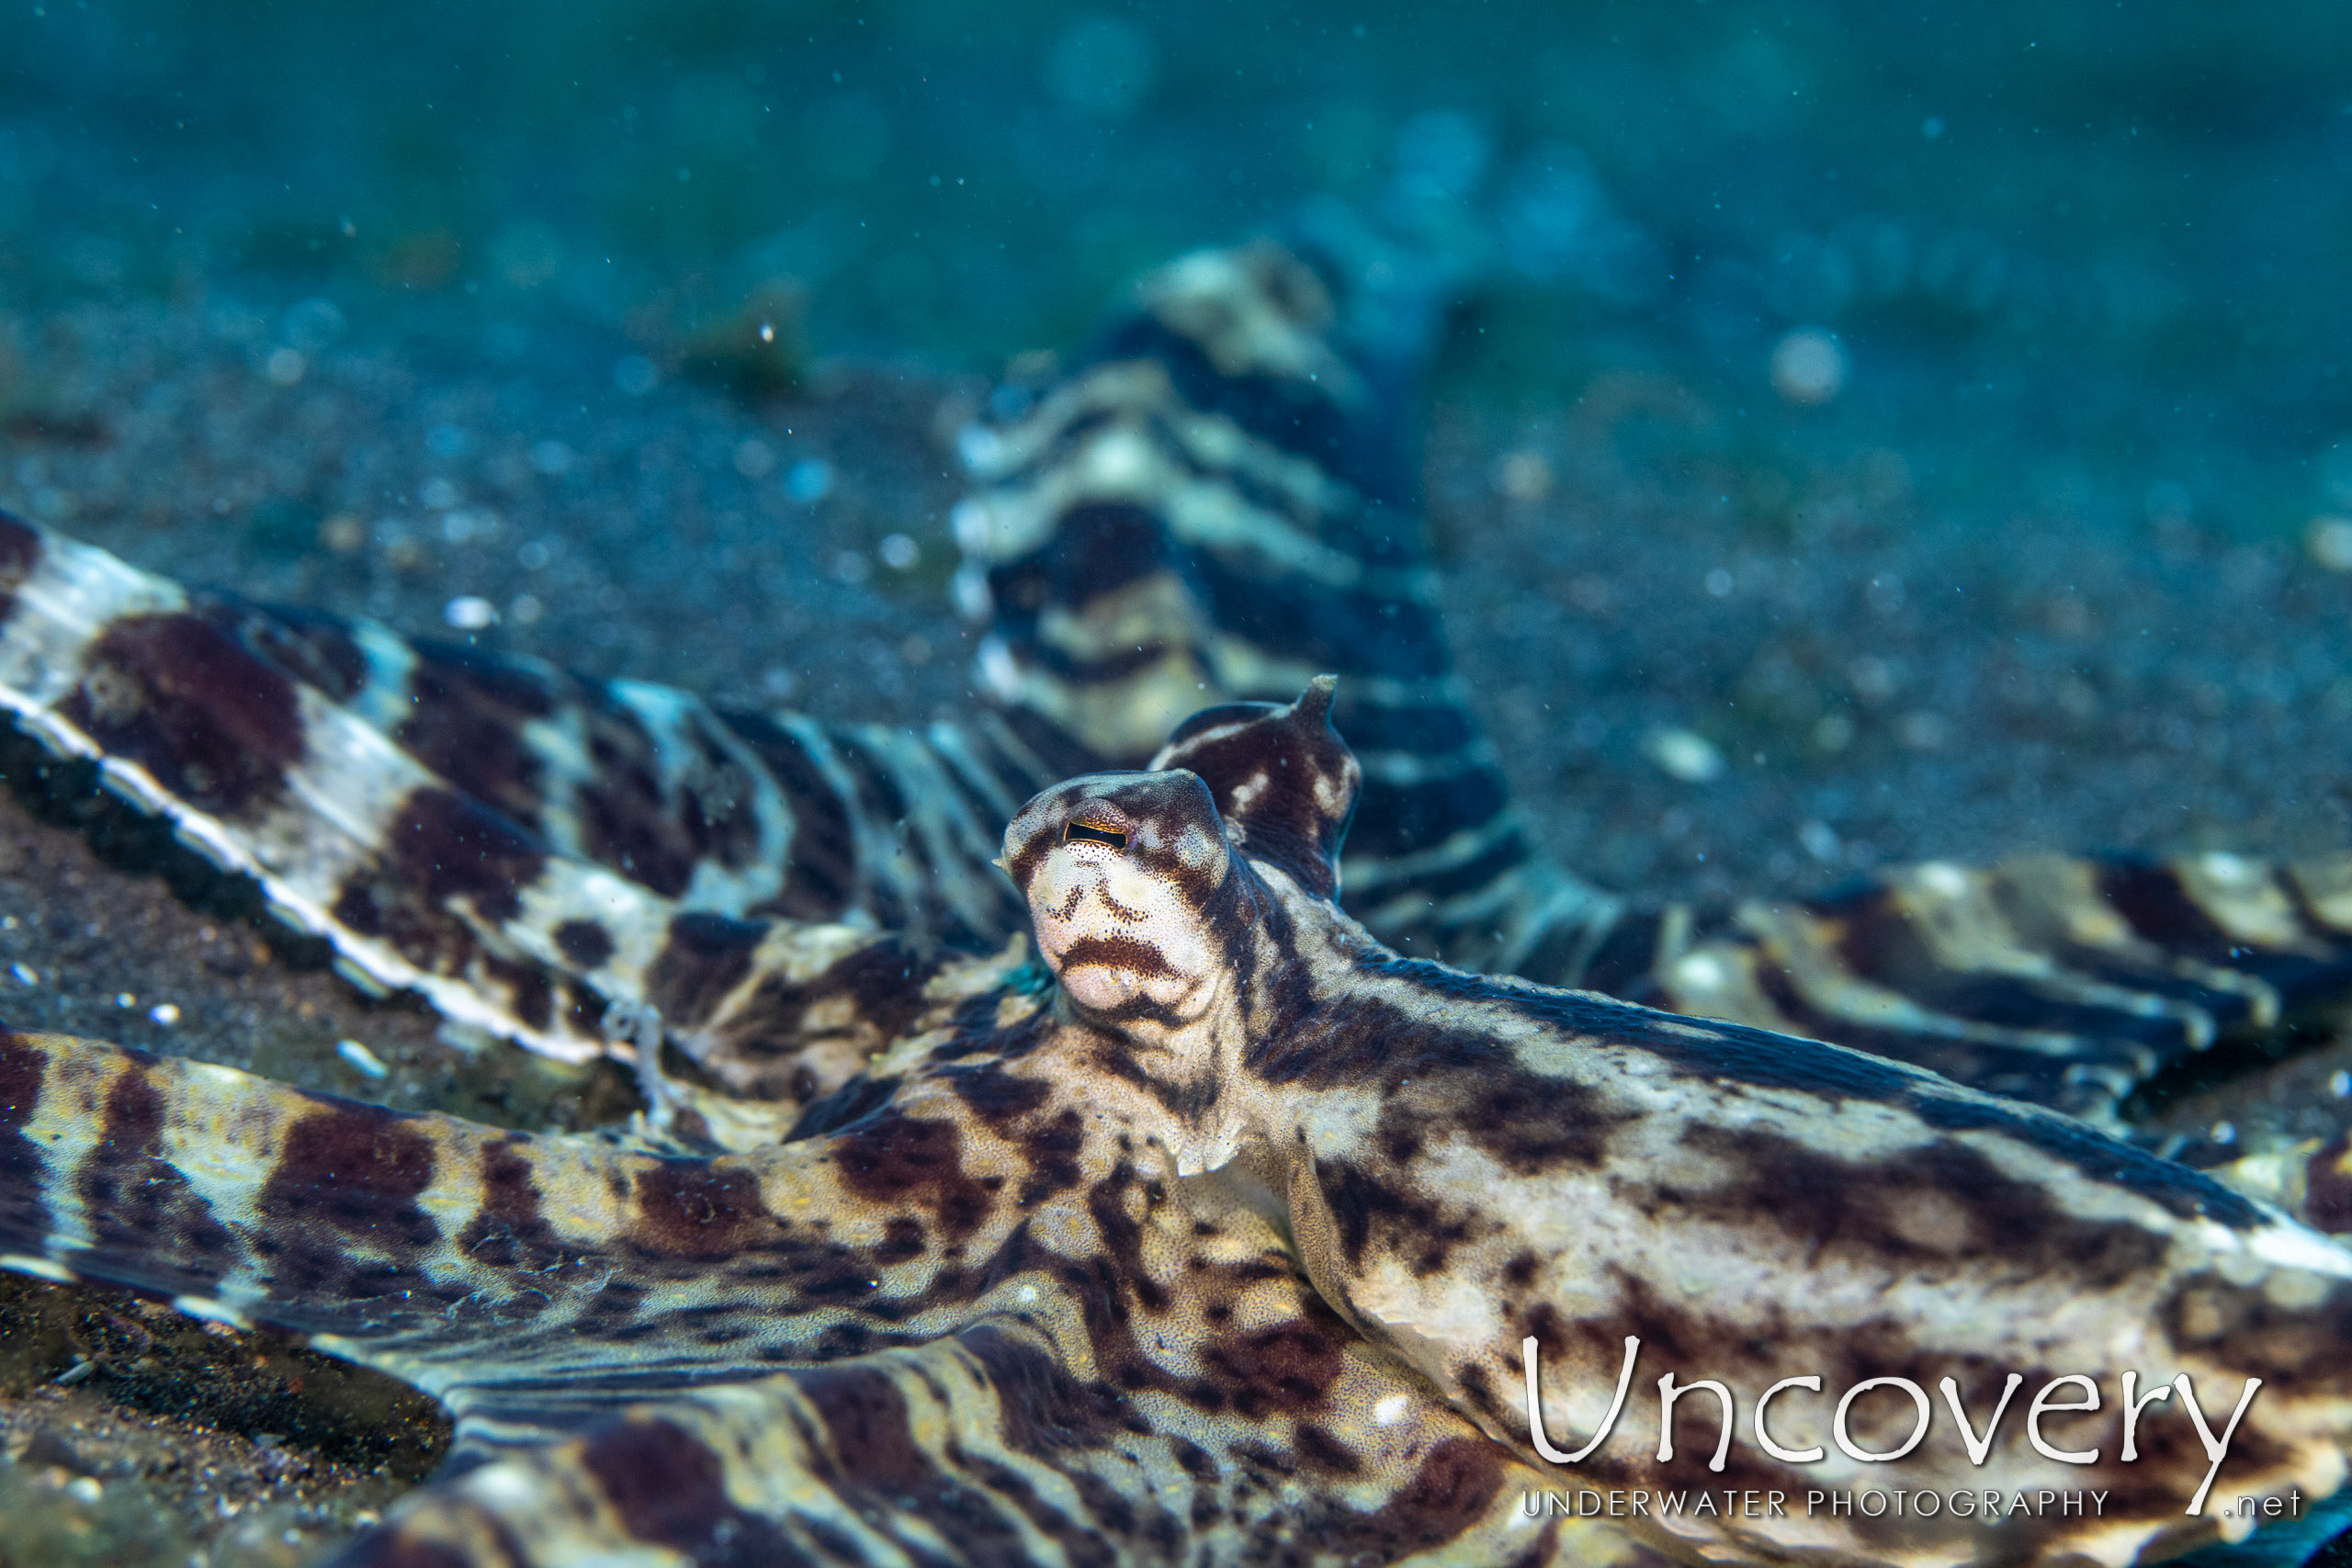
[0,232,2350,1568]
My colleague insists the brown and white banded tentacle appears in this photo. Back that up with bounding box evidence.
[330,1226,1634,1568]
[0,515,609,1059]
[950,241,2352,1123]
[0,1021,1652,1568]
[951,243,1540,964]
[0,512,1047,1093]
[1557,849,2352,1122]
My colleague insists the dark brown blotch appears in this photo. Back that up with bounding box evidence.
[552,919,616,970]
[1258,994,1633,1173]
[699,936,941,1061]
[190,594,371,705]
[1313,1156,1481,1276]
[1672,1123,2169,1289]
[797,1360,1044,1562]
[580,1416,806,1562]
[2159,1274,2352,1386]
[0,1031,57,1258]
[798,1364,930,1482]
[785,1074,905,1141]
[380,787,547,925]
[629,1162,780,1260]
[331,1530,478,1568]
[80,1066,236,1286]
[644,911,764,1026]
[832,1113,993,1241]
[949,1062,1052,1127]
[392,642,557,834]
[456,1135,562,1273]
[1303,1436,1504,1561]
[1014,1108,1088,1207]
[571,697,765,897]
[1198,1315,1348,1418]
[723,708,861,922]
[480,954,554,1032]
[2307,1133,2352,1235]
[0,511,44,621]
[259,1105,438,1245]
[58,613,306,816]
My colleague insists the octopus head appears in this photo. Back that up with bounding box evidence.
[1002,769,1252,1027]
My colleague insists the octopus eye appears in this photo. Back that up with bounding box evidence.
[1064,819,1128,851]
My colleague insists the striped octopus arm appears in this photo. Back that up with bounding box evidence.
[0,510,1041,1108]
[0,1026,1654,1567]
[955,239,2352,1121]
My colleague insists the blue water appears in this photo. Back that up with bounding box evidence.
[5,0,2348,534]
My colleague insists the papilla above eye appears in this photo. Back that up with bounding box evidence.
[1065,820,1128,850]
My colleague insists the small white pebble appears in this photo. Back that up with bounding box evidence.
[1770,328,1845,405]
[149,1002,181,1026]
[1643,727,1724,784]
[2307,516,2352,572]
[1673,953,1727,991]
[55,1357,96,1387]
[444,595,497,631]
[956,424,1003,473]
[951,498,990,553]
[1494,450,1553,502]
[65,1475,102,1504]
[115,991,136,1009]
[953,562,993,619]
[2329,1069,2350,1099]
[1373,1393,1412,1426]
[2210,1120,2236,1145]
[336,1039,390,1080]
[1917,862,1970,897]
[9,962,37,987]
